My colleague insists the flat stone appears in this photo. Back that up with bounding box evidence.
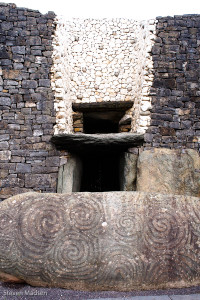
[16,163,31,173]
[11,46,25,55]
[72,101,134,112]
[27,36,42,46]
[57,155,82,193]
[0,150,11,161]
[39,79,51,87]
[0,97,11,106]
[22,80,38,89]
[1,192,200,291]
[119,152,138,191]
[51,133,144,152]
[136,148,200,197]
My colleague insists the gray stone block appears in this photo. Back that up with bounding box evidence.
[12,46,25,54]
[0,134,10,142]
[27,36,42,45]
[22,80,38,89]
[16,163,31,173]
[39,79,51,87]
[0,141,9,150]
[0,97,11,106]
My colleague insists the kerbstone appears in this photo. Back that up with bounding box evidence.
[1,191,200,291]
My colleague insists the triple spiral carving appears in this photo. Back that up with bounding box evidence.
[0,192,200,290]
[16,199,66,260]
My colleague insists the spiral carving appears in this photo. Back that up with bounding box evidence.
[0,211,14,236]
[15,198,66,260]
[143,209,188,252]
[97,248,143,286]
[46,230,98,281]
[114,212,142,244]
[1,192,200,290]
[69,196,104,233]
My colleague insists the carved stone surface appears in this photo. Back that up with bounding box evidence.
[51,133,144,152]
[137,148,200,197]
[1,191,200,291]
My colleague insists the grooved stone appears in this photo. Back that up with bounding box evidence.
[1,192,200,291]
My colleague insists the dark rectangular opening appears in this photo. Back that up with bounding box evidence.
[83,111,124,134]
[84,116,118,133]
[80,151,121,192]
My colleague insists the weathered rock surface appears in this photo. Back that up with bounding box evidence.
[137,148,200,197]
[57,155,82,193]
[51,133,144,152]
[1,191,200,291]
[119,152,138,191]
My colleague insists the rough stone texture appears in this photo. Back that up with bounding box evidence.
[51,17,155,134]
[0,3,61,201]
[145,15,200,152]
[51,133,144,152]
[119,152,138,191]
[1,3,200,202]
[1,191,200,291]
[57,155,82,193]
[137,148,200,196]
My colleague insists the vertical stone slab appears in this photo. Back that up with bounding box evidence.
[136,148,200,196]
[119,152,138,191]
[57,155,82,193]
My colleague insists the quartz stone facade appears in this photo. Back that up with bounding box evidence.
[52,17,155,134]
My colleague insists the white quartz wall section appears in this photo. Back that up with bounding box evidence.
[51,17,73,134]
[132,20,156,134]
[52,17,156,134]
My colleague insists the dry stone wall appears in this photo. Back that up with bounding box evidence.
[145,15,200,152]
[1,2,200,201]
[0,3,61,201]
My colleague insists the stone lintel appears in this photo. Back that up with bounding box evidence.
[51,133,144,152]
[72,101,134,112]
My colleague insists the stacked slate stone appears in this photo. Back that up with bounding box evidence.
[0,3,60,201]
[145,15,200,152]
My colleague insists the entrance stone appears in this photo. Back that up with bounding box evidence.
[1,191,200,291]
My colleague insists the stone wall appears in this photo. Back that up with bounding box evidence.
[145,15,200,152]
[1,2,200,201]
[51,17,156,134]
[0,3,61,201]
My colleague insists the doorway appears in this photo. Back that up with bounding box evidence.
[80,151,121,192]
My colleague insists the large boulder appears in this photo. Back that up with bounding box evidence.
[137,148,200,196]
[1,191,200,291]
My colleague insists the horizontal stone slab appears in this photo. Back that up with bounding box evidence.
[1,191,200,291]
[72,101,134,112]
[51,133,144,152]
